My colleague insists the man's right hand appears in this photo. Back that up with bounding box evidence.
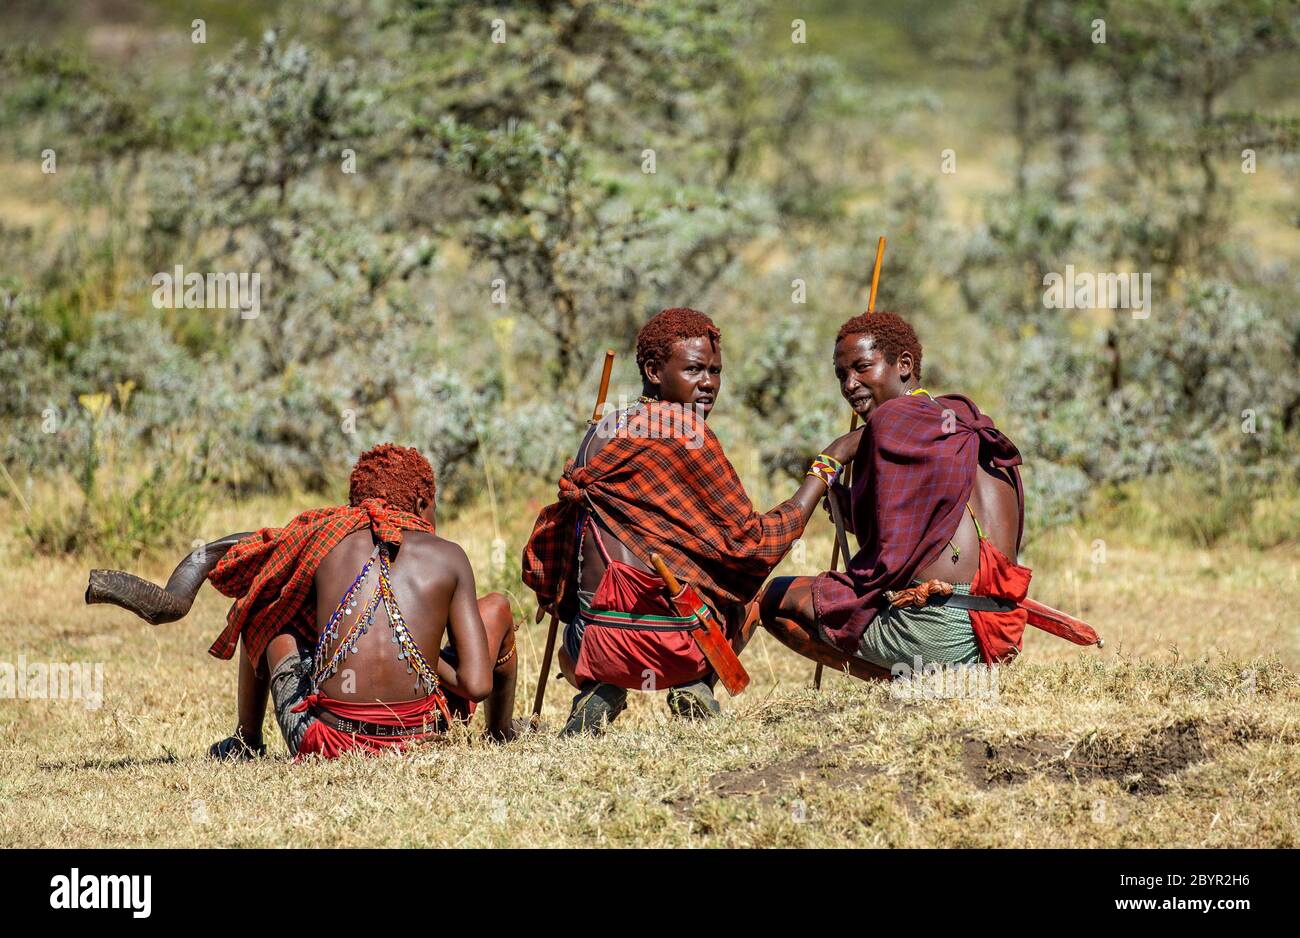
[535,601,558,624]
[822,426,865,465]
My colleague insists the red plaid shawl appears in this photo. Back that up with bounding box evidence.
[522,401,804,616]
[206,499,434,665]
[812,393,1024,653]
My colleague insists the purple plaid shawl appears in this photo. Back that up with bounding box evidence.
[811,392,1023,653]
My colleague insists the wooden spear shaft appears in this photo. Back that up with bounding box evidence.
[814,236,885,690]
[867,235,886,314]
[531,349,616,726]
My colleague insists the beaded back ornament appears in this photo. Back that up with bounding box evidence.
[310,543,441,696]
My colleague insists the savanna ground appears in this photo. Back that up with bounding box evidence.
[2,0,1298,849]
[3,467,1296,849]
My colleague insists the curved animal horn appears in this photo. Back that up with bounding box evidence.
[85,569,193,625]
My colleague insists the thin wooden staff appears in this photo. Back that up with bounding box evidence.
[814,235,885,690]
[531,349,616,727]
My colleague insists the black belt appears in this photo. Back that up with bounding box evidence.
[311,707,442,738]
[925,593,1018,613]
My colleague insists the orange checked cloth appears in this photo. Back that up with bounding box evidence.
[206,498,433,665]
[522,400,804,622]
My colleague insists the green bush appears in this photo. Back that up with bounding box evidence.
[20,412,208,563]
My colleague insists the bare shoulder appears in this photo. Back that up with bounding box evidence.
[396,531,471,577]
[318,528,376,573]
[581,410,621,462]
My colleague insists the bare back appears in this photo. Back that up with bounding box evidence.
[311,530,479,701]
[915,463,1020,584]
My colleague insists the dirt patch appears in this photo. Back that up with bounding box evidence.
[961,733,1066,788]
[1065,720,1208,792]
[708,742,878,804]
[752,697,849,726]
[962,718,1253,794]
[667,742,883,820]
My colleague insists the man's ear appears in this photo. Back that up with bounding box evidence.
[643,360,662,390]
[896,350,914,382]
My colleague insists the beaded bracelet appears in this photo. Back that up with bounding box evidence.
[806,452,842,488]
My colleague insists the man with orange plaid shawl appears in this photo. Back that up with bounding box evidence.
[523,308,861,735]
[87,444,519,759]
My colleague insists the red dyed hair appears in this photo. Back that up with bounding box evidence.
[835,311,923,379]
[348,443,436,515]
[635,307,721,380]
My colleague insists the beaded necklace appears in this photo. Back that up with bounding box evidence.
[310,543,441,696]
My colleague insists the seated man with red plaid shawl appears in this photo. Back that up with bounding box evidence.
[87,444,518,759]
[523,308,860,735]
[758,312,1031,678]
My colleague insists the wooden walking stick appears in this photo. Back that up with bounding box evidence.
[867,235,885,315]
[814,236,885,690]
[530,349,616,727]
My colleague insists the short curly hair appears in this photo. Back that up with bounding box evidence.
[348,443,436,515]
[835,311,923,380]
[635,307,721,381]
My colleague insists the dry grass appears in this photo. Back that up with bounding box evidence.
[4,3,1297,850]
[0,489,1297,848]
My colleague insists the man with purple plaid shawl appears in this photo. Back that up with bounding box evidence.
[759,311,1028,678]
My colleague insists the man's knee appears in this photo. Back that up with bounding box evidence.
[758,577,796,629]
[478,592,511,628]
[264,632,302,675]
[759,577,821,653]
[557,645,579,688]
[480,592,517,675]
